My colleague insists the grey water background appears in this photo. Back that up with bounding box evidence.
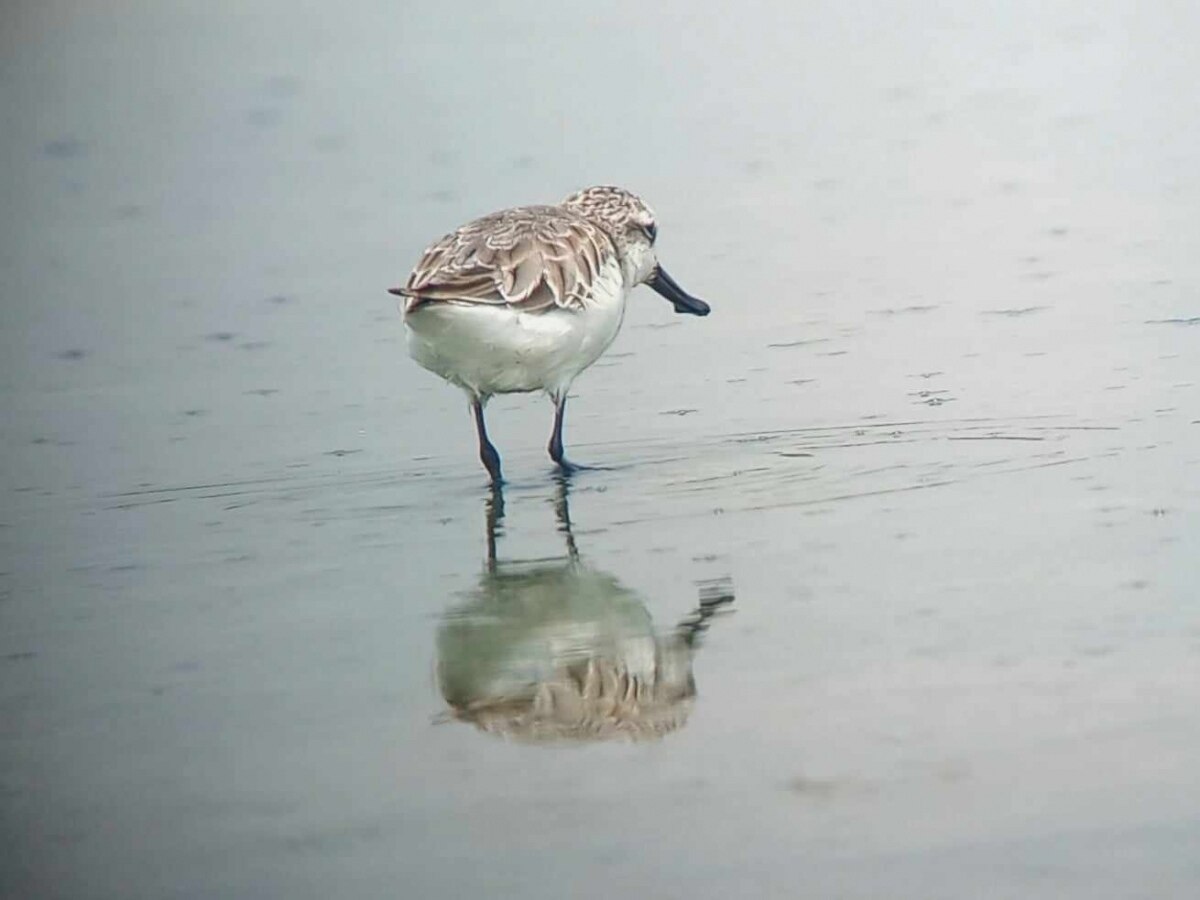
[3,1,1199,897]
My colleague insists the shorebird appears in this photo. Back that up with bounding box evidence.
[390,185,710,483]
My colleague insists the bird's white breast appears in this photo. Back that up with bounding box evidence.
[404,261,627,399]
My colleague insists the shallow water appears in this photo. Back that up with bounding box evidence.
[3,1,1199,897]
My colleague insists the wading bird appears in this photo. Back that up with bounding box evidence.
[391,186,710,483]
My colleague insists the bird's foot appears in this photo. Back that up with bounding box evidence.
[554,459,611,476]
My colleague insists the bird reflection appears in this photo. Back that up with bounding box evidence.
[437,477,733,743]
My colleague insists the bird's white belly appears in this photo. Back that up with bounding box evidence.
[405,288,627,398]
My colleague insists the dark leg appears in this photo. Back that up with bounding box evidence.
[471,398,503,484]
[547,394,575,472]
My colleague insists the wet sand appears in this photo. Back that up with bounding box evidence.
[3,2,1199,897]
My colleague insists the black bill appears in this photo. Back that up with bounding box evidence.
[647,266,711,316]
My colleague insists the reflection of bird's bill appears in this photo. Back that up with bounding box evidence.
[678,576,736,647]
[697,576,736,607]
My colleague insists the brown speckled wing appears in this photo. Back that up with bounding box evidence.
[402,205,616,313]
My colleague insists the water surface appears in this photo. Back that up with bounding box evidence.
[2,2,1199,897]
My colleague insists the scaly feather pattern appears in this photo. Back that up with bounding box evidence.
[400,205,617,313]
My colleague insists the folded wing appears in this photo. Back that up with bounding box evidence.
[400,205,617,313]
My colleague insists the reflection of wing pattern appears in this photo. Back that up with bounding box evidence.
[400,206,617,313]
[465,654,695,743]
